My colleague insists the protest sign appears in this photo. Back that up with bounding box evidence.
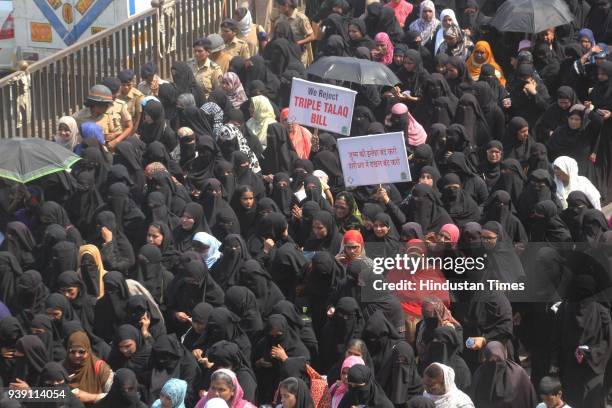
[337,132,411,187]
[288,78,357,135]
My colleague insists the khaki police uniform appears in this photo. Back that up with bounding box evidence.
[224,37,251,59]
[118,87,144,119]
[275,9,313,66]
[187,58,223,99]
[73,105,123,140]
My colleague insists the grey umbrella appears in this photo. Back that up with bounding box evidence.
[0,138,81,183]
[489,0,574,33]
[306,56,401,86]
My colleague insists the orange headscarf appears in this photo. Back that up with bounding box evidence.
[466,41,506,87]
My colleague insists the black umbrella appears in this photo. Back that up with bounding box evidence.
[306,56,401,86]
[0,138,81,183]
[489,0,574,33]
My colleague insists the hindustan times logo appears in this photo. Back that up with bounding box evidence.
[372,254,486,275]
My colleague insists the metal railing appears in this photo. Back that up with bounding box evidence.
[0,0,234,139]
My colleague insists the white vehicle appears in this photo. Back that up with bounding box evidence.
[0,0,15,73]
[5,0,150,69]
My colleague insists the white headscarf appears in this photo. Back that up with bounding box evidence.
[237,9,253,37]
[203,398,229,408]
[435,9,458,54]
[423,363,475,408]
[408,1,440,45]
[55,116,80,151]
[553,156,601,210]
[192,232,222,268]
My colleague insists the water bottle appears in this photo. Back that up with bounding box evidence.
[465,337,475,349]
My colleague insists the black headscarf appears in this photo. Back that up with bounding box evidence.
[3,221,36,270]
[225,285,263,338]
[179,106,213,137]
[245,55,281,102]
[561,191,595,240]
[320,297,364,367]
[14,269,49,326]
[403,184,453,233]
[205,307,252,360]
[139,100,178,153]
[384,341,423,404]
[504,117,533,166]
[304,211,343,255]
[171,61,206,106]
[93,271,130,342]
[0,251,22,310]
[239,259,285,319]
[12,335,49,386]
[261,123,296,175]
[107,325,152,374]
[579,208,609,242]
[440,173,481,227]
[362,309,403,383]
[166,257,225,314]
[338,364,394,408]
[529,200,573,242]
[173,202,211,252]
[517,169,559,223]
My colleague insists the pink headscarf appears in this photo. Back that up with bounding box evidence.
[330,356,365,408]
[195,369,256,408]
[374,32,394,65]
[222,72,248,109]
[280,108,312,160]
[440,224,460,244]
[391,103,427,147]
[385,0,413,28]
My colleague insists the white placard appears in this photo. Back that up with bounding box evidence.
[337,132,411,187]
[288,78,357,136]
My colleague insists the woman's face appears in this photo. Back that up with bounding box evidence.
[58,124,72,141]
[160,393,173,408]
[444,35,458,47]
[181,211,196,230]
[68,345,88,366]
[422,7,433,22]
[147,225,164,247]
[516,126,529,142]
[442,15,454,28]
[340,367,350,384]
[394,53,404,66]
[473,48,487,64]
[119,339,137,357]
[348,25,362,40]
[345,345,363,358]
[419,173,434,187]
[580,36,592,51]
[557,98,571,110]
[403,57,416,71]
[435,63,447,75]
[249,102,255,116]
[376,40,388,55]
[61,286,79,301]
[221,79,232,93]
[334,198,349,219]
[312,220,328,239]
[46,308,62,321]
[487,147,502,164]
[568,114,582,130]
[373,220,390,238]
[280,387,297,408]
[554,166,570,186]
[423,374,445,395]
[240,191,255,209]
[344,240,362,259]
[446,64,459,79]
[481,229,498,249]
[209,379,234,402]
[192,319,206,334]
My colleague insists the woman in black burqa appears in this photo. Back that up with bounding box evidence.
[551,274,612,407]
[239,259,286,320]
[93,271,130,343]
[224,286,263,342]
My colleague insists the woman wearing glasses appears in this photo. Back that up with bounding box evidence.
[64,331,114,404]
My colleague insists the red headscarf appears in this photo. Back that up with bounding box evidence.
[343,229,364,246]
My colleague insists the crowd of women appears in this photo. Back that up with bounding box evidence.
[3,0,612,407]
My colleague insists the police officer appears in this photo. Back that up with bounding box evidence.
[73,85,124,149]
[187,38,224,99]
[117,69,144,129]
[220,19,251,59]
[102,77,134,147]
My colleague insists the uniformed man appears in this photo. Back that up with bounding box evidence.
[117,69,144,129]
[207,33,233,74]
[220,19,251,59]
[73,85,123,147]
[187,37,224,99]
[102,76,133,147]
[273,0,315,66]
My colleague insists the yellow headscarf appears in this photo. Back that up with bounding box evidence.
[466,41,506,87]
[246,95,277,146]
[77,245,107,299]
